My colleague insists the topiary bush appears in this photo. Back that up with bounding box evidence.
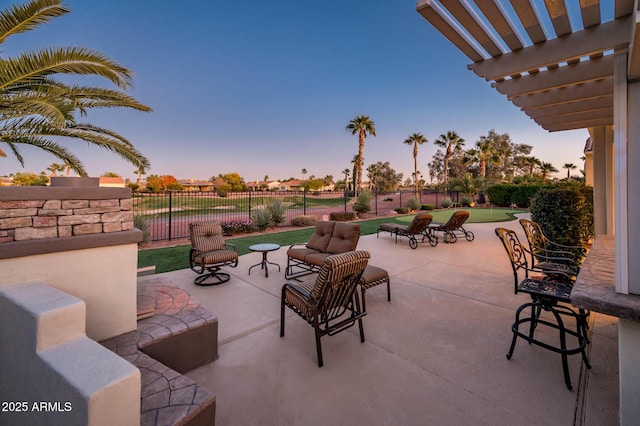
[291,215,317,226]
[406,197,421,212]
[420,204,435,210]
[530,186,594,248]
[329,212,356,221]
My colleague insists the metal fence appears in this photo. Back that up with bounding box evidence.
[133,189,460,241]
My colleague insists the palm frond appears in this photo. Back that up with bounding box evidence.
[0,47,133,90]
[1,133,86,175]
[0,0,69,45]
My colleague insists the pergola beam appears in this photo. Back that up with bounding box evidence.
[543,117,613,131]
[524,96,613,119]
[440,0,502,56]
[469,16,631,81]
[509,0,547,44]
[494,55,614,97]
[533,108,613,126]
[509,78,613,108]
[473,0,523,51]
[544,0,572,37]
[579,0,601,28]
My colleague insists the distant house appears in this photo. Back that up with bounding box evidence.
[178,179,215,192]
[247,180,281,191]
[278,179,303,191]
[0,177,13,186]
[99,176,125,188]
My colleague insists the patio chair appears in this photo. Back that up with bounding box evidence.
[494,227,591,390]
[377,212,438,249]
[280,250,370,367]
[427,210,474,243]
[189,221,238,286]
[518,219,585,281]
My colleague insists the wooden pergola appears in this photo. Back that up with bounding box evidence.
[417,0,638,132]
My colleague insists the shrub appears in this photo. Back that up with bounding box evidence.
[441,198,452,208]
[217,189,228,197]
[420,204,435,210]
[383,197,393,202]
[134,214,151,244]
[406,197,421,211]
[460,196,473,207]
[250,208,274,231]
[352,189,372,214]
[394,207,408,214]
[486,184,549,208]
[530,186,594,248]
[264,197,286,225]
[291,215,318,226]
[221,221,253,235]
[329,212,356,221]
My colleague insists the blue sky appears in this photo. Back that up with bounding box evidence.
[2,0,588,183]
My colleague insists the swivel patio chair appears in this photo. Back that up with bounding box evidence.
[495,227,591,390]
[189,221,238,286]
[280,250,370,367]
[519,218,585,281]
[377,212,438,249]
[427,210,474,243]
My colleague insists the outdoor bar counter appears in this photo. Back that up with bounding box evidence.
[572,235,640,321]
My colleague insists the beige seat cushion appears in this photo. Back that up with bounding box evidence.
[326,222,361,254]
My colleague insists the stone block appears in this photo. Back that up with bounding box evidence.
[33,216,57,227]
[90,199,119,208]
[42,200,62,209]
[0,208,38,219]
[38,209,73,217]
[102,211,133,223]
[61,200,89,209]
[120,199,132,210]
[58,225,72,237]
[0,200,42,209]
[103,222,123,233]
[0,236,13,243]
[73,206,121,215]
[0,217,32,230]
[14,227,57,241]
[122,221,134,231]
[73,223,103,235]
[58,214,100,226]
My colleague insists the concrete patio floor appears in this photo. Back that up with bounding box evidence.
[140,215,620,426]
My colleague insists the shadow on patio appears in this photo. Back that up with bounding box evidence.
[139,214,619,426]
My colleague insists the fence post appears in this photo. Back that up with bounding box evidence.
[399,190,403,208]
[344,190,347,212]
[303,190,307,215]
[374,189,378,215]
[168,191,173,241]
[248,191,252,221]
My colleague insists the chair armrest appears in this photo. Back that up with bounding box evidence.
[288,242,309,250]
[225,242,237,252]
[283,283,317,305]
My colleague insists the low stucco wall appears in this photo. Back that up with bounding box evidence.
[0,282,140,426]
[0,243,138,341]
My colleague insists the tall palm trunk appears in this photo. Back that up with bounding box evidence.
[413,144,419,197]
[357,130,365,195]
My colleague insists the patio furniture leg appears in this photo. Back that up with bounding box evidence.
[550,308,573,390]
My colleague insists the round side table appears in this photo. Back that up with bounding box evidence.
[248,243,281,278]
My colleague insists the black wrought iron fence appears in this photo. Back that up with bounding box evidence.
[133,189,459,241]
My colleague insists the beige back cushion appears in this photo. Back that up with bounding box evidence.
[190,221,226,252]
[326,222,361,254]
[306,221,336,252]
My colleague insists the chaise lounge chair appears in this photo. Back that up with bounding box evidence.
[377,212,438,249]
[427,210,474,243]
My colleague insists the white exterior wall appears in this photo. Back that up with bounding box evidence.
[0,244,138,341]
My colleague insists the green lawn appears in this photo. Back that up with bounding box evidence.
[138,207,526,273]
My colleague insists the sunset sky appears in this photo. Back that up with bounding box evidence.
[2,0,590,183]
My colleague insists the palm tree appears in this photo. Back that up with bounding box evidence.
[433,131,465,184]
[523,156,542,176]
[463,139,499,178]
[342,168,350,191]
[563,163,577,179]
[539,162,558,181]
[0,0,151,176]
[351,154,360,194]
[134,165,147,186]
[346,115,376,196]
[403,132,428,197]
[366,163,378,190]
[46,162,65,177]
[301,168,307,180]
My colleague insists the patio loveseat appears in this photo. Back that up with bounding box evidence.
[285,221,361,279]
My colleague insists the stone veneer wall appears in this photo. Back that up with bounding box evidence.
[0,187,133,243]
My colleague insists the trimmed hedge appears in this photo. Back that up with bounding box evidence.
[420,204,435,211]
[486,184,552,207]
[530,186,594,247]
[329,212,356,221]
